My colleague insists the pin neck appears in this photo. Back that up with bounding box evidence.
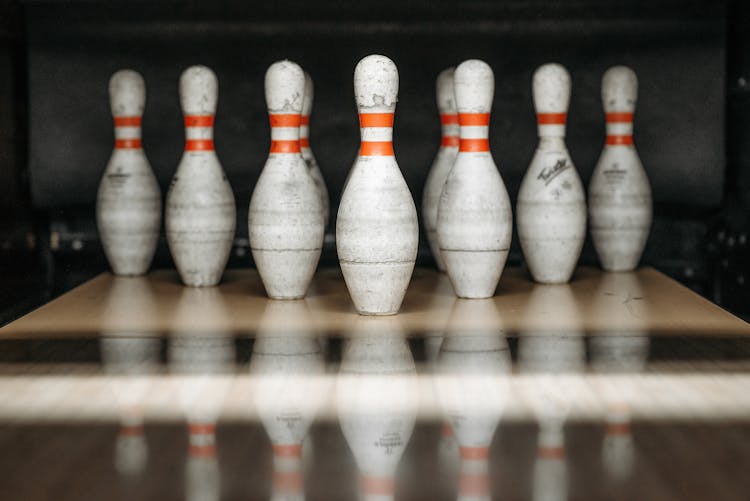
[113,115,142,150]
[605,111,634,146]
[184,114,215,152]
[536,112,567,139]
[458,112,490,153]
[440,113,459,148]
[188,422,217,458]
[269,113,302,154]
[358,112,394,157]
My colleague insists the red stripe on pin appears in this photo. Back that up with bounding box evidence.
[606,135,633,145]
[114,116,141,127]
[441,136,459,147]
[270,140,301,153]
[460,446,489,460]
[538,446,565,459]
[189,444,216,458]
[606,423,631,435]
[606,112,634,123]
[184,115,214,127]
[272,444,302,457]
[359,113,394,128]
[459,138,490,152]
[360,141,394,156]
[460,473,489,495]
[361,476,394,495]
[537,112,567,125]
[440,113,459,125]
[188,423,216,435]
[115,139,142,149]
[185,139,215,151]
[458,113,490,126]
[270,114,302,128]
[300,138,310,148]
[300,115,310,126]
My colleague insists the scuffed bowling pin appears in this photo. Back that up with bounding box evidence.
[422,67,459,272]
[336,55,419,315]
[96,70,161,276]
[249,61,325,299]
[517,63,586,284]
[437,60,512,298]
[301,72,331,229]
[166,65,236,287]
[589,66,652,271]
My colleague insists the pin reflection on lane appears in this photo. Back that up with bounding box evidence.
[250,299,326,501]
[169,287,236,501]
[436,299,511,501]
[518,284,585,501]
[100,276,161,477]
[337,316,417,500]
[590,272,650,483]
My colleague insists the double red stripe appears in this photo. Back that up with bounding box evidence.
[459,138,490,152]
[606,135,633,146]
[114,116,141,127]
[184,115,214,127]
[537,112,567,125]
[359,113,394,128]
[360,141,394,156]
[458,113,490,126]
[115,139,142,149]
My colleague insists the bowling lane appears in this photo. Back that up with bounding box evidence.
[0,267,748,499]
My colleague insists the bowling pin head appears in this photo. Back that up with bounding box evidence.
[532,63,571,137]
[302,71,314,117]
[109,69,145,117]
[602,65,638,113]
[354,54,398,113]
[436,67,456,114]
[265,60,305,114]
[179,65,218,116]
[454,59,494,114]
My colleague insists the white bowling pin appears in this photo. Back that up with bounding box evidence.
[437,60,512,298]
[336,54,419,315]
[517,63,586,284]
[532,419,568,501]
[249,61,325,299]
[96,69,161,276]
[422,67,459,272]
[301,72,331,229]
[589,66,652,271]
[166,65,236,287]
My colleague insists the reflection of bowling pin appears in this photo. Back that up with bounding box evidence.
[249,61,325,299]
[437,60,512,298]
[96,69,161,276]
[519,285,584,501]
[301,72,330,229]
[422,67,458,272]
[589,66,652,272]
[101,335,160,476]
[336,54,419,315]
[517,63,586,284]
[337,324,417,499]
[437,300,511,501]
[166,65,236,287]
[532,419,567,501]
[251,300,326,500]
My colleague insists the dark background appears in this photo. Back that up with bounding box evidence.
[1,0,749,321]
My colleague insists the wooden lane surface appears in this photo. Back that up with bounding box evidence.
[1,266,748,337]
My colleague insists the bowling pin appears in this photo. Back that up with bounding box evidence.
[301,72,331,229]
[517,63,586,284]
[166,65,236,287]
[96,69,161,276]
[249,61,325,299]
[437,60,512,298]
[336,54,419,315]
[422,67,459,272]
[589,66,652,271]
